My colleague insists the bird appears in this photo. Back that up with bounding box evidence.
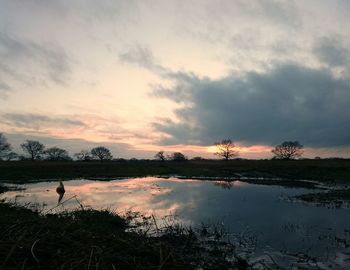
[56,181,65,203]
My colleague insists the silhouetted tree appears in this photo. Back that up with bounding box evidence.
[90,146,113,161]
[154,151,166,161]
[21,140,45,160]
[4,152,19,161]
[0,133,11,160]
[214,139,238,161]
[191,156,205,161]
[74,150,92,161]
[44,147,71,161]
[272,141,304,160]
[169,152,187,161]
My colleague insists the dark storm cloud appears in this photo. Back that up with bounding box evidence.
[1,113,85,129]
[0,31,72,88]
[313,36,350,67]
[153,62,350,147]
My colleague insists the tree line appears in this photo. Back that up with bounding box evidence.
[0,133,192,162]
[154,140,304,161]
[0,133,113,161]
[1,132,305,161]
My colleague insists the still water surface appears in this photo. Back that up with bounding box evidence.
[1,177,349,268]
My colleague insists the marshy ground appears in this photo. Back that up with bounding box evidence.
[2,159,350,207]
[1,159,350,184]
[0,202,247,270]
[1,160,350,269]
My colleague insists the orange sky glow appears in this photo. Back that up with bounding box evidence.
[1,1,349,159]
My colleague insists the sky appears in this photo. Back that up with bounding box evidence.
[0,0,350,159]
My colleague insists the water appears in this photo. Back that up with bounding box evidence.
[1,177,350,268]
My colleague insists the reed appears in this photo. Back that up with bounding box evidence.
[0,202,248,270]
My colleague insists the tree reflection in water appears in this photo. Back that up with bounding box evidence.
[214,181,235,190]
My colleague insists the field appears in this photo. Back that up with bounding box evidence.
[1,159,350,184]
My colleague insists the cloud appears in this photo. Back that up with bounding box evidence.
[1,113,85,129]
[118,45,204,87]
[0,81,11,91]
[3,132,137,158]
[2,0,138,23]
[78,0,138,23]
[237,0,301,28]
[152,62,350,147]
[175,0,301,48]
[0,80,11,98]
[313,36,350,67]
[0,31,72,90]
[119,45,169,75]
[0,112,157,156]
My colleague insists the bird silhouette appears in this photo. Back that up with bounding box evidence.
[56,181,65,204]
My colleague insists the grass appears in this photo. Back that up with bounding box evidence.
[0,202,247,270]
[294,188,350,208]
[1,159,350,184]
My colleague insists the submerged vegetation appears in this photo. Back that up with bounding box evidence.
[0,202,247,270]
[1,178,349,269]
[294,188,350,208]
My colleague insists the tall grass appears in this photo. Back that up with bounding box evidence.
[0,202,248,270]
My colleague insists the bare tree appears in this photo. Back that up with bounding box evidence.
[4,152,19,161]
[90,146,113,161]
[214,139,238,161]
[272,141,304,160]
[154,151,166,161]
[168,152,187,161]
[0,133,11,160]
[44,147,71,161]
[21,140,45,160]
[74,150,92,161]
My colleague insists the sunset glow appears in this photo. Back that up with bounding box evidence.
[1,1,349,159]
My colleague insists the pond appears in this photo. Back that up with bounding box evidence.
[1,177,349,269]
